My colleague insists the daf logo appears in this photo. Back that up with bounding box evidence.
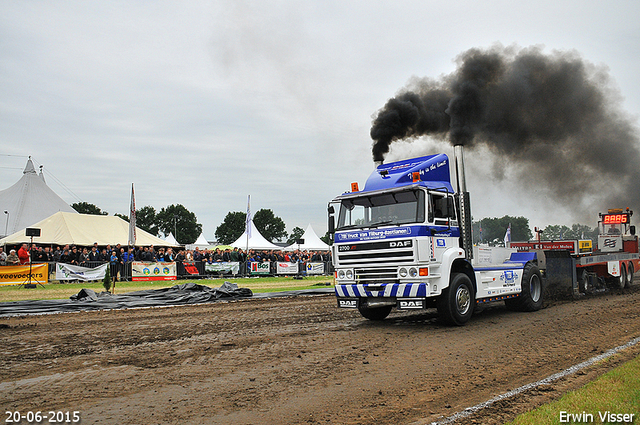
[398,300,424,309]
[338,299,357,308]
[390,240,412,248]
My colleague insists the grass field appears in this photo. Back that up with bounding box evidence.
[0,275,334,303]
[508,354,640,424]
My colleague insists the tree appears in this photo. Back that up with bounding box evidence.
[287,227,305,245]
[71,202,108,215]
[136,206,159,236]
[320,231,332,246]
[473,215,532,246]
[541,223,597,242]
[156,204,202,244]
[253,209,287,242]
[215,212,246,245]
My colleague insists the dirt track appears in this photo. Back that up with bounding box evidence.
[1,286,640,425]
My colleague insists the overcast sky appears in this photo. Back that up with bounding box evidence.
[1,0,639,241]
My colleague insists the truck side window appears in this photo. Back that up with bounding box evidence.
[432,195,447,219]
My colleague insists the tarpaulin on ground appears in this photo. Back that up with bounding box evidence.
[0,282,335,316]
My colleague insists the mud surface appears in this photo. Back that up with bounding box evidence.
[1,287,640,425]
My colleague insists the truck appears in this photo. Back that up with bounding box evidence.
[511,208,639,295]
[328,146,545,325]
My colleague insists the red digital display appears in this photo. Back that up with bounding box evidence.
[603,214,629,224]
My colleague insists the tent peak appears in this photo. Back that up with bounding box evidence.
[23,158,37,175]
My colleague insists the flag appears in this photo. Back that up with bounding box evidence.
[128,183,136,246]
[245,195,251,238]
[504,223,511,248]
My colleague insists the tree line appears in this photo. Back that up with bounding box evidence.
[72,202,600,247]
[472,215,599,246]
[71,202,321,246]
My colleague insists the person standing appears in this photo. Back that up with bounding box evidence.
[18,244,30,265]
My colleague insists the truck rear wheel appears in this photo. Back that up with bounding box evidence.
[358,304,392,321]
[437,273,474,326]
[628,264,634,286]
[505,262,543,312]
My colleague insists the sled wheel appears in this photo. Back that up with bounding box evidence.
[615,264,627,289]
[437,273,474,326]
[627,263,634,286]
[579,270,593,294]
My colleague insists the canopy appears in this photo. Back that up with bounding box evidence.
[186,233,212,250]
[231,219,280,251]
[284,224,329,251]
[164,232,179,245]
[0,211,178,247]
[0,158,77,237]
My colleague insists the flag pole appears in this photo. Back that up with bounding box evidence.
[245,195,251,254]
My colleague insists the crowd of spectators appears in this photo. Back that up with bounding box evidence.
[0,243,332,269]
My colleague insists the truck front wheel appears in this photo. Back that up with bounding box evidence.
[358,304,392,321]
[437,273,474,326]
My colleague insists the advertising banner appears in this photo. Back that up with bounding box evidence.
[56,263,107,282]
[204,262,240,274]
[0,263,48,286]
[132,261,177,281]
[306,262,325,275]
[250,261,270,275]
[277,262,298,275]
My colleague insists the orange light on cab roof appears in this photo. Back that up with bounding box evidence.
[351,182,359,192]
[412,172,420,183]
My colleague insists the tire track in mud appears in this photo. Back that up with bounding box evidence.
[0,288,639,424]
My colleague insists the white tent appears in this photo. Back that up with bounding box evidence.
[186,233,212,250]
[0,158,77,238]
[164,232,179,245]
[284,224,329,251]
[0,211,178,247]
[231,219,280,250]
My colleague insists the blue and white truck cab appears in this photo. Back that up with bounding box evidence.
[328,146,543,325]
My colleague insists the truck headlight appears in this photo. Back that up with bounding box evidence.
[338,270,346,279]
[345,269,354,280]
[399,267,408,278]
[409,267,418,277]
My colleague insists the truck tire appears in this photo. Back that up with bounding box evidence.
[358,304,392,321]
[505,262,543,312]
[437,273,474,326]
[628,264,634,286]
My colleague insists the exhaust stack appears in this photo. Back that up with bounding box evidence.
[454,145,473,260]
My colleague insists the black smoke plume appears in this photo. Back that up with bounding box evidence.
[371,45,640,216]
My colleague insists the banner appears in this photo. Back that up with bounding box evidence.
[250,261,270,275]
[204,262,240,274]
[132,261,177,281]
[0,263,48,286]
[183,262,199,275]
[56,263,107,282]
[277,262,298,275]
[306,262,325,275]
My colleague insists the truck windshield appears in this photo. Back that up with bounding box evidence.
[336,189,425,230]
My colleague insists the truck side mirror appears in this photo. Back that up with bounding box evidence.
[631,225,636,236]
[328,205,335,234]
